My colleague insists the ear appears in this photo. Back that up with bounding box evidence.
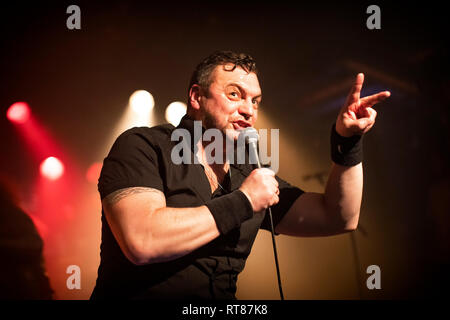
[188,84,203,111]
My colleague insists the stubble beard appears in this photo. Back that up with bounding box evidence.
[202,111,239,163]
[203,111,236,141]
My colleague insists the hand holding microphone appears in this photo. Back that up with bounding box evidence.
[238,128,280,212]
[239,168,279,212]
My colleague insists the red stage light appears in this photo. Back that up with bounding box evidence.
[86,162,102,184]
[7,102,30,124]
[40,156,65,180]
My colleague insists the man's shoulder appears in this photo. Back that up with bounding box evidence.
[107,123,178,157]
[123,123,175,136]
[118,123,176,144]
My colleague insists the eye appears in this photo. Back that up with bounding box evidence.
[226,86,241,100]
[252,98,260,108]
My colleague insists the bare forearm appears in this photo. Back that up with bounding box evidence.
[140,205,220,264]
[324,162,363,229]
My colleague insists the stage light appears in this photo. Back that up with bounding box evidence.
[98,90,156,159]
[7,102,30,124]
[40,156,64,180]
[129,90,154,115]
[165,101,186,126]
[86,162,102,184]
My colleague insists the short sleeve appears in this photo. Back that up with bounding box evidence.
[260,175,304,234]
[98,128,164,200]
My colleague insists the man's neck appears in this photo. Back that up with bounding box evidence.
[196,140,229,173]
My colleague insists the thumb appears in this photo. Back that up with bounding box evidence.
[357,118,370,131]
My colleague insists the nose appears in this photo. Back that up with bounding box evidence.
[238,99,254,121]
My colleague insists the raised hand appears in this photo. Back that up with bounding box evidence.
[335,73,390,137]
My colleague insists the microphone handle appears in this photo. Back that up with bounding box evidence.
[248,141,261,168]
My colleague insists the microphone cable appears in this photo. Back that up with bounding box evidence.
[241,127,285,300]
[254,158,285,300]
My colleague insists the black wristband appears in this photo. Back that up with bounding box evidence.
[330,123,363,166]
[205,190,253,235]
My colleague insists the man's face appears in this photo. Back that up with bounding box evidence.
[199,64,262,141]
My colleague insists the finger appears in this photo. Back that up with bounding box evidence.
[271,193,279,206]
[343,109,358,121]
[360,91,391,108]
[363,108,377,132]
[367,107,377,121]
[363,122,375,134]
[355,118,371,132]
[355,108,377,131]
[346,73,364,105]
[260,168,275,176]
[270,183,279,194]
[270,178,279,188]
[357,103,377,118]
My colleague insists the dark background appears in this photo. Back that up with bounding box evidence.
[0,1,448,299]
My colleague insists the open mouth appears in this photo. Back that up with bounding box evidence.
[232,120,251,130]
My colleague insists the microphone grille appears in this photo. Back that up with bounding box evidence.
[240,127,259,144]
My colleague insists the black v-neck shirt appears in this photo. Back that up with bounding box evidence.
[91,115,304,300]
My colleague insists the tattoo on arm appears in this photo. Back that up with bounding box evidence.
[103,187,163,206]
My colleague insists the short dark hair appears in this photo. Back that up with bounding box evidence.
[187,50,258,106]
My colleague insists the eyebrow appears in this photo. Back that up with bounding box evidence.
[228,82,262,100]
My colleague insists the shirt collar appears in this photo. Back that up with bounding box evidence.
[176,114,205,154]
[175,114,253,175]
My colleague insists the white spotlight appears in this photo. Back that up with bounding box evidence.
[165,101,187,126]
[40,156,64,180]
[129,90,154,114]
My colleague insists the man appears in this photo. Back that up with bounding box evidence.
[91,51,390,299]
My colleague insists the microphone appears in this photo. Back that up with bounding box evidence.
[240,127,261,168]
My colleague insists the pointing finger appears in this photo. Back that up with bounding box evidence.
[346,73,364,105]
[360,91,391,108]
